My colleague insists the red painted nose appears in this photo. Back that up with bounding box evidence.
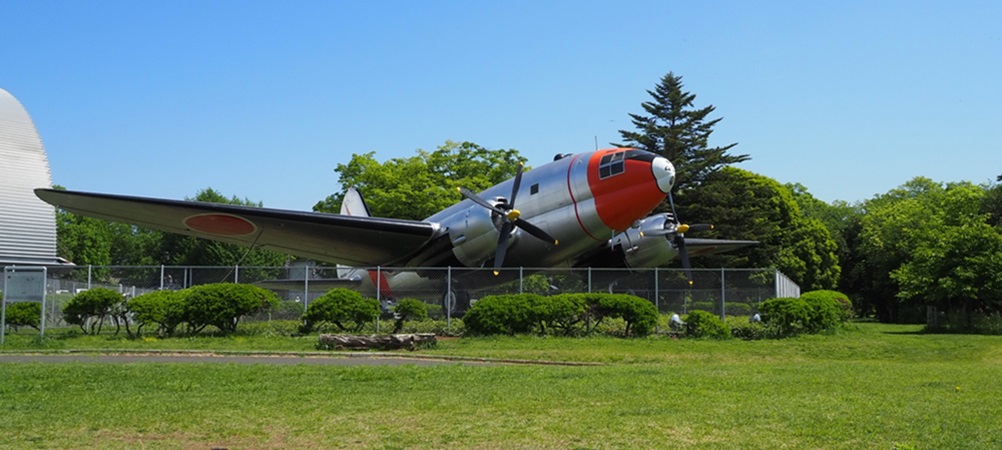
[587,149,670,232]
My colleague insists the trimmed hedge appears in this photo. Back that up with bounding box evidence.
[392,298,428,333]
[127,290,185,336]
[800,290,854,322]
[463,293,658,337]
[759,290,851,337]
[63,288,123,335]
[300,288,380,333]
[684,310,731,339]
[183,283,280,334]
[4,302,42,331]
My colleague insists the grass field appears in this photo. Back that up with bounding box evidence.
[1,323,1000,449]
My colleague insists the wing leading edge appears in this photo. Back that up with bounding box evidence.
[35,188,442,267]
[683,238,760,256]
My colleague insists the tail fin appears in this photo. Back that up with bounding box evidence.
[337,187,370,278]
[340,187,371,217]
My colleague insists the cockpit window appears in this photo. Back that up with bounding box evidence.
[598,151,625,179]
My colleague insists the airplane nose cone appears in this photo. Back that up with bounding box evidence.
[651,157,676,194]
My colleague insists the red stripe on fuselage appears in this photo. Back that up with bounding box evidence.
[367,270,394,298]
[566,154,602,241]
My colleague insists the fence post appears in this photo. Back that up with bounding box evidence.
[446,266,452,328]
[654,268,659,312]
[303,265,310,312]
[234,265,239,284]
[375,266,381,334]
[519,267,523,294]
[587,267,592,293]
[159,265,164,290]
[87,265,92,289]
[720,268,726,321]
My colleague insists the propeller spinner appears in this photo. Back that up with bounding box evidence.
[458,163,558,275]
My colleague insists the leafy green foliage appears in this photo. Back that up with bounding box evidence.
[678,167,841,291]
[531,294,587,335]
[182,283,279,334]
[683,310,730,339]
[855,179,1002,323]
[4,302,41,331]
[800,290,854,322]
[127,290,186,336]
[590,294,659,336]
[726,316,768,340]
[313,141,526,220]
[391,298,428,333]
[462,294,536,336]
[300,288,380,333]
[63,288,124,335]
[464,293,657,337]
[759,297,811,338]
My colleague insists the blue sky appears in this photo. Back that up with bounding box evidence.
[3,1,1001,211]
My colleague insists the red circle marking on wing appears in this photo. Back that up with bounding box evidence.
[184,214,257,236]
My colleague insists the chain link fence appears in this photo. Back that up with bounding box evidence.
[35,265,800,327]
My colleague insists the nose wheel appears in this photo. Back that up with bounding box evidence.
[442,287,471,317]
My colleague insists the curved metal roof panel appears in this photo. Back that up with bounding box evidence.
[0,88,62,266]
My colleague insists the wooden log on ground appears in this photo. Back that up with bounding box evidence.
[318,333,437,351]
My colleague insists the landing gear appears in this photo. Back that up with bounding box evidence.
[442,287,471,317]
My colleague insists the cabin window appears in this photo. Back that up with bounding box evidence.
[530,183,539,195]
[598,151,625,179]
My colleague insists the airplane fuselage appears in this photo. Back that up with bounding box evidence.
[427,148,675,269]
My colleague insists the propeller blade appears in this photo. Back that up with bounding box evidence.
[668,190,679,221]
[687,223,714,232]
[509,163,524,208]
[675,235,694,286]
[459,187,506,216]
[493,221,515,275]
[514,218,558,246]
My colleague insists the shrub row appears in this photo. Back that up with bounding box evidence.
[63,284,280,336]
[462,293,659,337]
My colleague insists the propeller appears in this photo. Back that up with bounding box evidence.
[458,163,558,275]
[639,191,713,285]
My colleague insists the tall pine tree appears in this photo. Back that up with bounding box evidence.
[617,72,749,193]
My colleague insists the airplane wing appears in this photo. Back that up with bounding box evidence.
[35,188,443,267]
[684,238,759,256]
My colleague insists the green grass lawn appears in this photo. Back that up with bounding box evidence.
[1,323,1000,449]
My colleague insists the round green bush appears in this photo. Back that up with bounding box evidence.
[462,294,535,335]
[759,297,810,337]
[392,298,429,333]
[300,288,379,333]
[183,283,279,334]
[800,290,854,322]
[63,287,123,334]
[127,290,185,336]
[528,294,586,335]
[5,302,41,331]
[684,310,731,339]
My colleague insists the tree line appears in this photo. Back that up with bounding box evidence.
[54,71,1002,329]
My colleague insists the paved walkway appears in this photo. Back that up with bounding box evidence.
[0,353,497,366]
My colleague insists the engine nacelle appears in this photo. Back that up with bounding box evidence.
[442,205,505,267]
[609,213,680,268]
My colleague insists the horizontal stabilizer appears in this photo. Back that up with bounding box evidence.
[254,277,363,291]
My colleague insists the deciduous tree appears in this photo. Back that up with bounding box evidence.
[313,141,526,220]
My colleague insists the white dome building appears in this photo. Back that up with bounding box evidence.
[0,88,72,268]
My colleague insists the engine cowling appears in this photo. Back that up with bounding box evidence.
[609,213,680,268]
[441,205,506,267]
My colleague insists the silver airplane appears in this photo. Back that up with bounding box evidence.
[35,148,755,307]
